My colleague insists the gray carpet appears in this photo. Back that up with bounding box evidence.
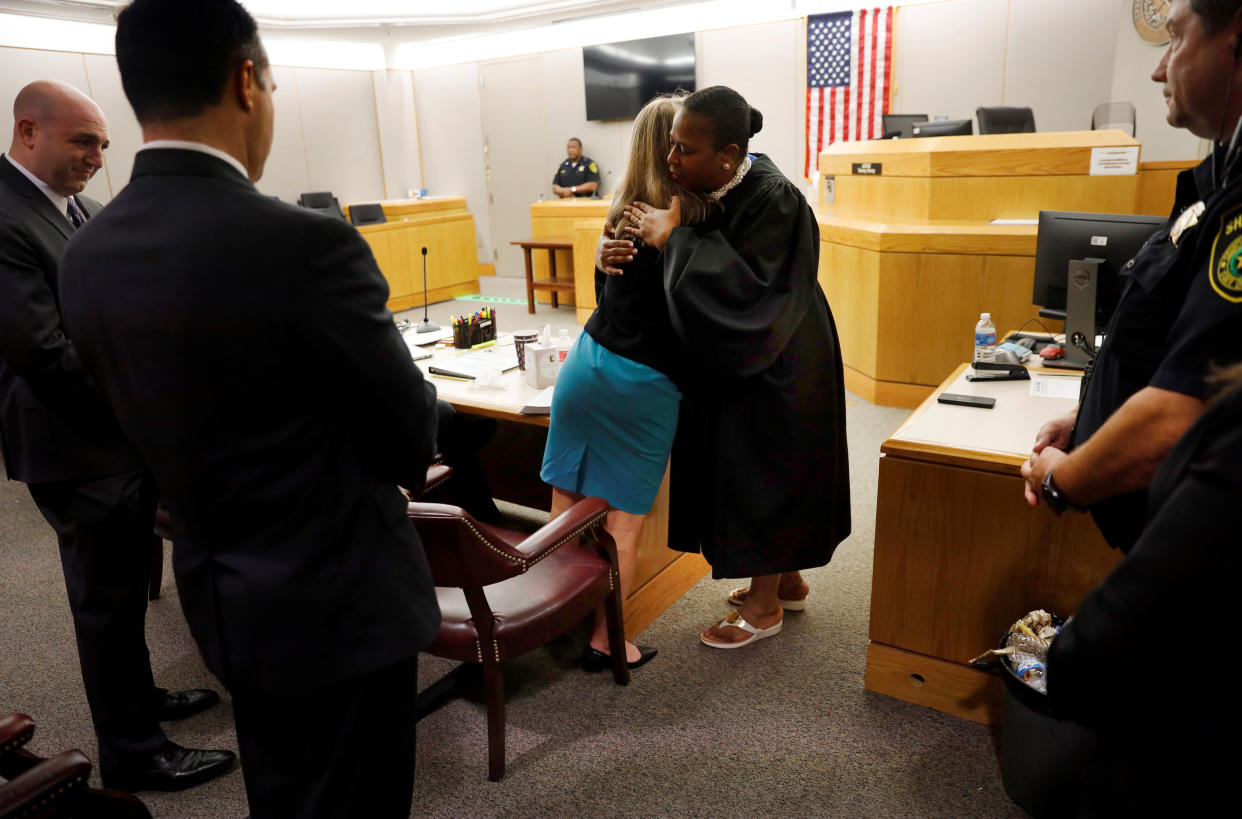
[0,283,1027,817]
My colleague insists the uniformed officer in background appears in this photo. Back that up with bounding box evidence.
[552,137,600,198]
[1021,0,1242,553]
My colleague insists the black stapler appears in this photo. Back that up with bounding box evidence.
[966,361,1030,381]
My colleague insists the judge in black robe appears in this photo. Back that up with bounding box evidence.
[621,86,850,648]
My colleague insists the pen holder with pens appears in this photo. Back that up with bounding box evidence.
[451,307,497,349]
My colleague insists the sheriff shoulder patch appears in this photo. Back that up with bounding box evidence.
[1211,205,1242,303]
[588,161,598,173]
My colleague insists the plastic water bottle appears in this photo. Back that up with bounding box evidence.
[556,328,572,362]
[973,312,997,364]
[1014,656,1047,693]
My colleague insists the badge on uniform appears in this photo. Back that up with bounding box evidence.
[1170,200,1204,247]
[1210,203,1242,303]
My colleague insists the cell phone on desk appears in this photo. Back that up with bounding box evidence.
[937,393,996,409]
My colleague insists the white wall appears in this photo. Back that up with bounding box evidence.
[1108,0,1207,161]
[1005,0,1118,133]
[0,46,119,203]
[889,0,1204,161]
[541,48,630,200]
[413,62,492,264]
[0,45,391,206]
[373,69,423,199]
[699,19,804,184]
[894,0,1009,125]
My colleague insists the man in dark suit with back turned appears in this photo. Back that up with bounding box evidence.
[60,1,441,816]
[0,80,233,792]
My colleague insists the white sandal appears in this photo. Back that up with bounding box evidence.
[727,586,807,612]
[700,609,783,649]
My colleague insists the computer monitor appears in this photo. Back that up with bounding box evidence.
[1032,210,1164,366]
[881,113,928,139]
[911,118,973,137]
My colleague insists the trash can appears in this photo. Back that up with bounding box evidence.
[998,637,1098,818]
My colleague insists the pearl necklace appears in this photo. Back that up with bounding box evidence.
[707,156,752,201]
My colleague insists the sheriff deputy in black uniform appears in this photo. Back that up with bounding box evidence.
[552,137,600,198]
[1022,0,1242,552]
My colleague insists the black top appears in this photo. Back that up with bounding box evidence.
[585,245,684,385]
[1073,151,1242,552]
[553,156,600,195]
[59,149,440,693]
[661,154,851,578]
[1047,376,1242,815]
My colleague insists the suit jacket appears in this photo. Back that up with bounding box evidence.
[59,148,441,693]
[0,154,143,484]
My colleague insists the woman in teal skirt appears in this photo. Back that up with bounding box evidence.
[541,94,711,671]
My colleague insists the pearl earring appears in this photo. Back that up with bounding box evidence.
[723,163,731,170]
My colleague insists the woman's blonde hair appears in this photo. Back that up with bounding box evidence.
[608,92,713,243]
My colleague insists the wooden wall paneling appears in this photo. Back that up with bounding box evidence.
[365,229,395,287]
[929,176,1139,221]
[874,252,1039,387]
[819,241,879,379]
[1135,160,1196,216]
[871,454,1118,665]
[865,642,1001,726]
[572,219,601,324]
[529,201,608,305]
[830,176,931,221]
[632,467,678,592]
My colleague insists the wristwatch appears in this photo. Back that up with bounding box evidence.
[571,185,577,194]
[1041,470,1085,514]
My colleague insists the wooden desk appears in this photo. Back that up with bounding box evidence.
[816,131,1142,408]
[1134,159,1197,216]
[511,238,574,314]
[529,199,610,311]
[344,197,479,312]
[414,338,710,638]
[868,364,1120,725]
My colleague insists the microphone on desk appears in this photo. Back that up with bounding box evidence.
[416,245,440,334]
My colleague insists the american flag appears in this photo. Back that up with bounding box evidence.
[805,7,894,178]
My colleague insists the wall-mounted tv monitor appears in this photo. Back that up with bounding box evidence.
[583,33,696,121]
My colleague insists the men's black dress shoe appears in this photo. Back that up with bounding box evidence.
[154,688,220,721]
[581,645,658,672]
[100,741,236,792]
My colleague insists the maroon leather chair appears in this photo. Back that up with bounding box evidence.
[410,496,628,780]
[0,713,151,818]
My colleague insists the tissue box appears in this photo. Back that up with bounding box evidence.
[525,344,560,388]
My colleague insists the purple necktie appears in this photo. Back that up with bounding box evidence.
[66,197,85,229]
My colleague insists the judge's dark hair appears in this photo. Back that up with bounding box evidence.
[568,137,583,147]
[1191,0,1242,32]
[682,85,763,156]
[115,0,268,124]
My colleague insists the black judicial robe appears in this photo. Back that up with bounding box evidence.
[663,154,851,578]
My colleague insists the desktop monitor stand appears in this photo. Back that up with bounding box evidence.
[1052,256,1105,371]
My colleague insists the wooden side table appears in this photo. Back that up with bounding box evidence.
[511,237,575,314]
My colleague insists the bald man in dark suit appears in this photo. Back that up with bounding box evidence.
[0,80,234,792]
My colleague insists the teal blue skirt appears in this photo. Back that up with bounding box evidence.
[540,332,680,514]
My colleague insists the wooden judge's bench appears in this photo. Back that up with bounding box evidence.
[815,130,1156,409]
